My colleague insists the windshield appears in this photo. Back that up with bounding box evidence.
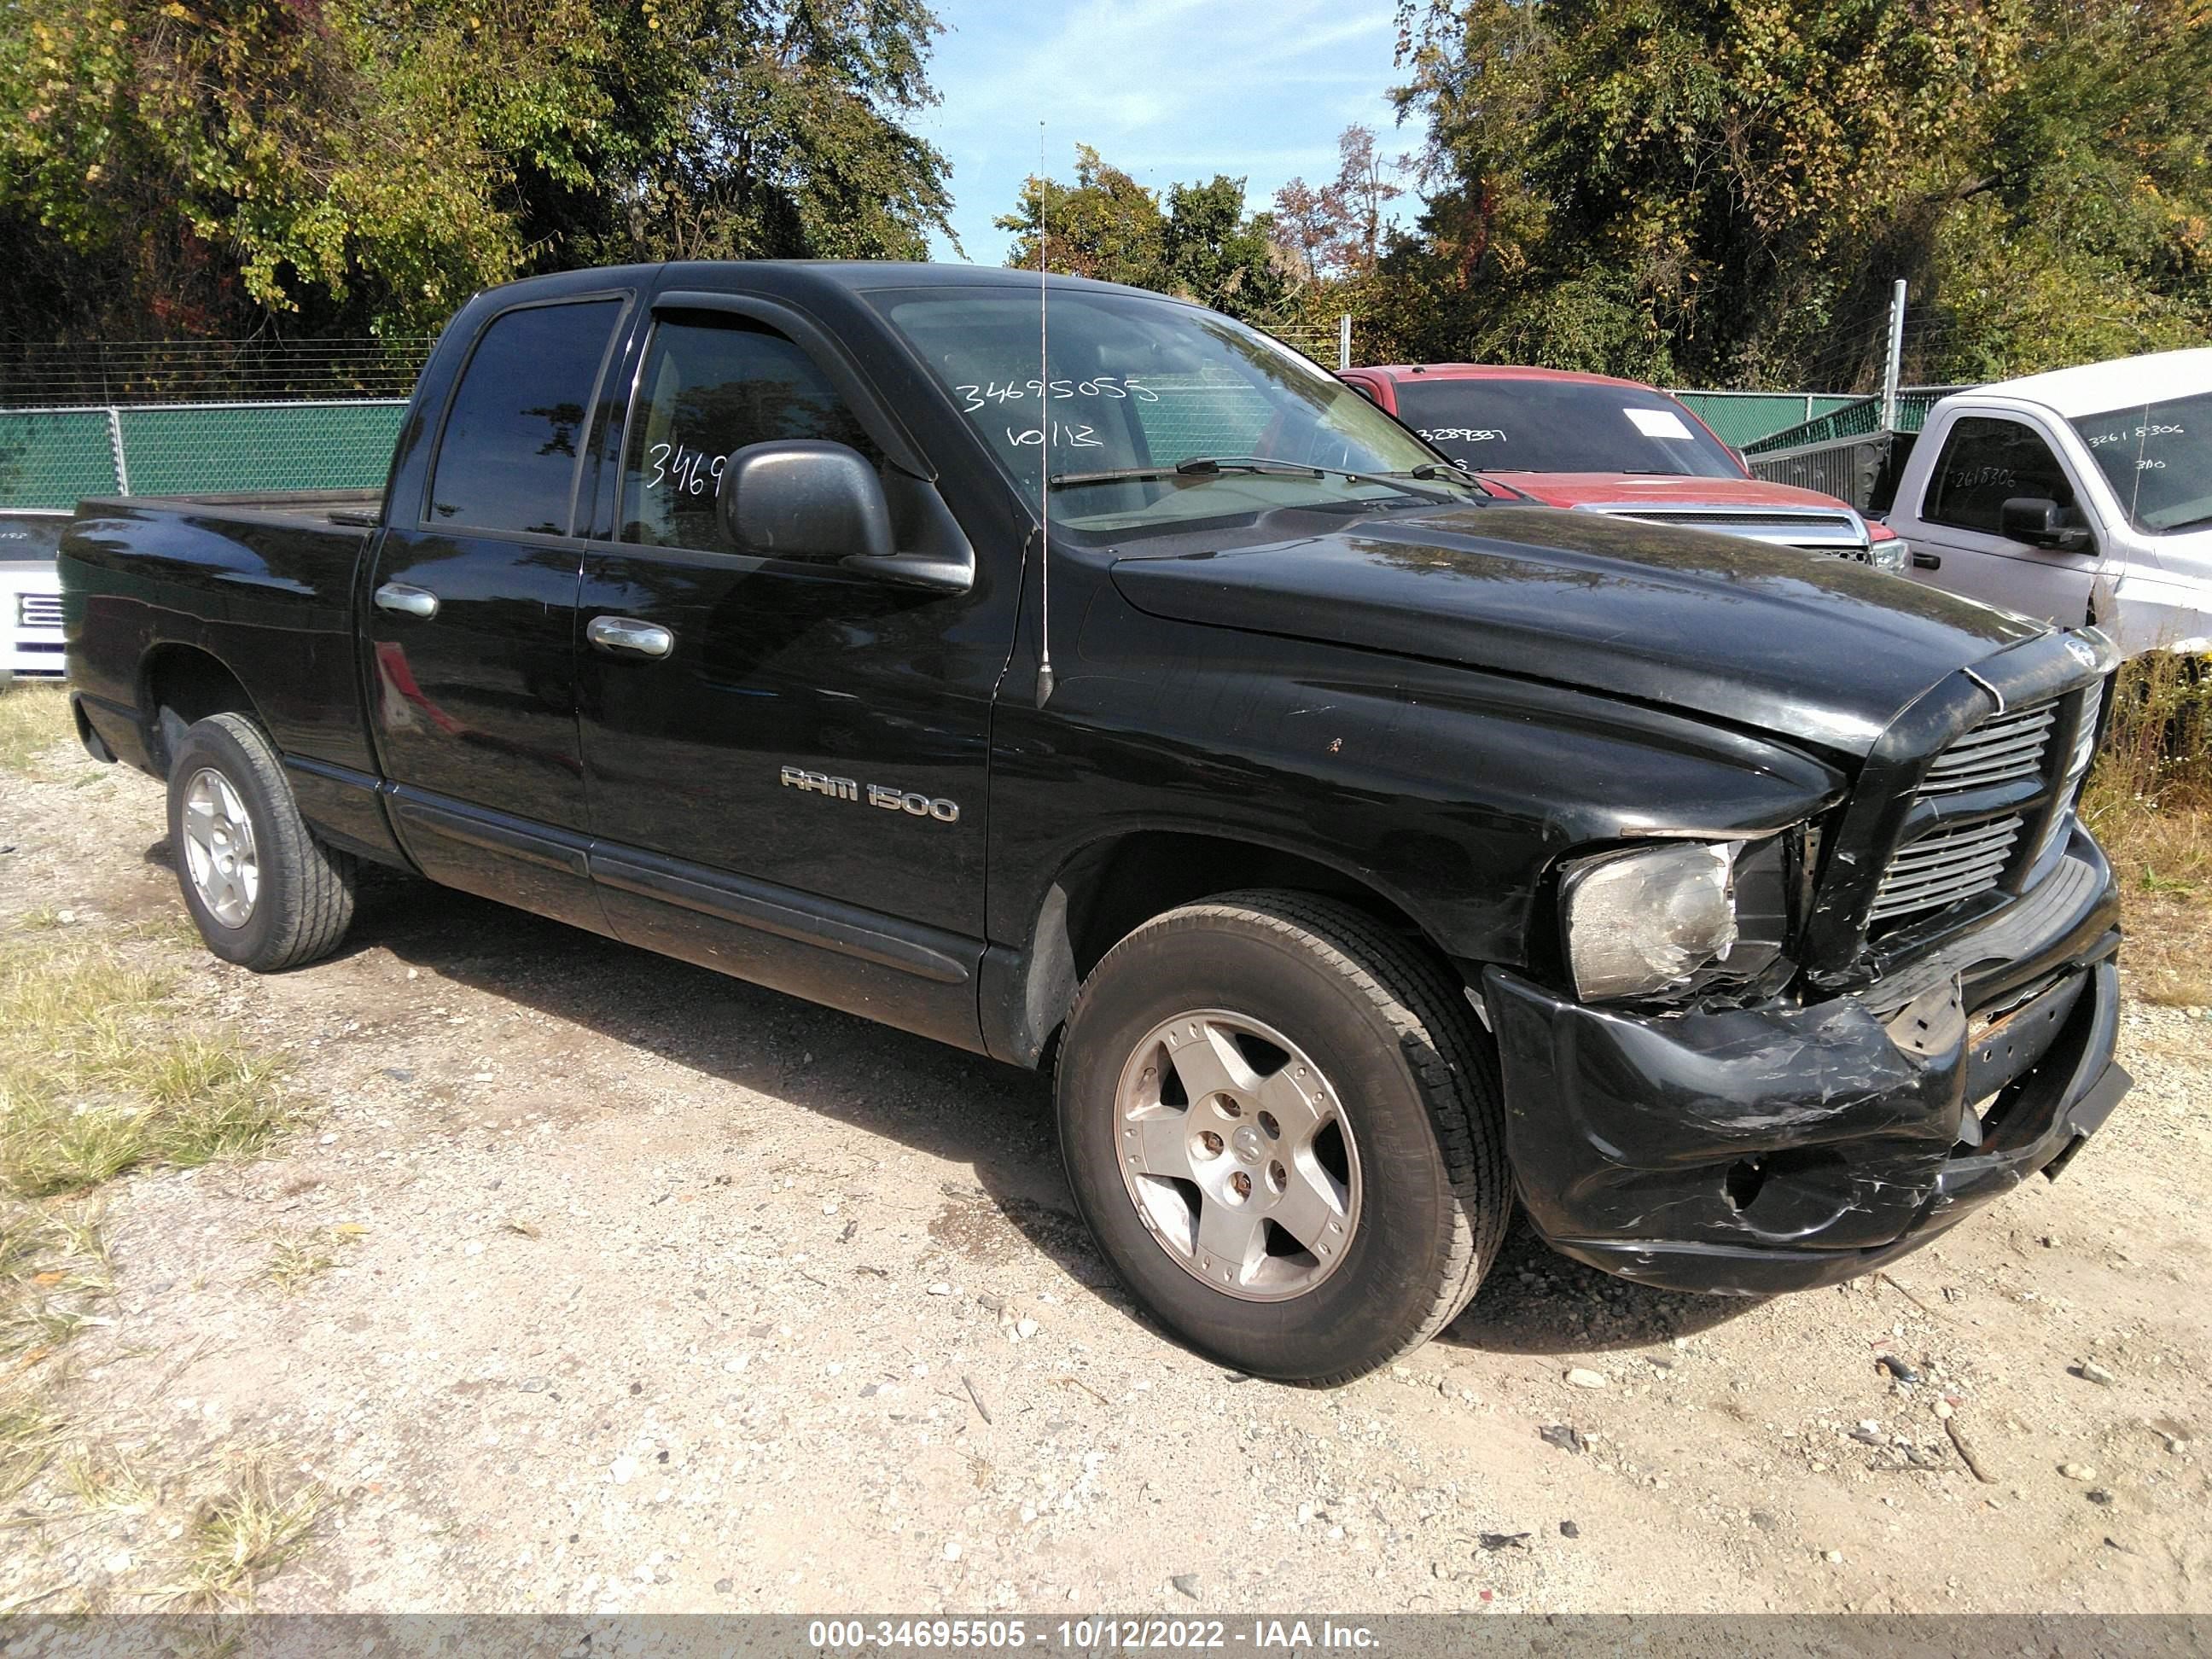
[2072,391,2212,535]
[868,286,1474,532]
[1389,377,1744,478]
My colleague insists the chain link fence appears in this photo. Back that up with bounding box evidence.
[0,402,407,509]
[0,351,1967,514]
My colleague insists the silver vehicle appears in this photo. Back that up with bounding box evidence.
[1889,348,2212,655]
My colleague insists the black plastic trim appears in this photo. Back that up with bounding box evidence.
[590,846,972,985]
[387,788,590,878]
[371,782,973,988]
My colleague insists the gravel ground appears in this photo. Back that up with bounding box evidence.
[2,714,2208,1615]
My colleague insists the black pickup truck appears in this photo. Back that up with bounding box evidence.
[61,262,2131,1382]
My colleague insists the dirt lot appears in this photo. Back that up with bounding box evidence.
[2,687,2208,1615]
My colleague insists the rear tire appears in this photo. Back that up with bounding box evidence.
[166,713,356,972]
[1056,890,1510,1384]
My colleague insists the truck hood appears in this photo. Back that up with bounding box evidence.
[1480,473,1854,512]
[1109,505,2045,756]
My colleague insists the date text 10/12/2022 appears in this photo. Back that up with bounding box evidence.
[803,1618,1381,1650]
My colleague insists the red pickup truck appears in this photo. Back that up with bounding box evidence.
[1341,364,1907,573]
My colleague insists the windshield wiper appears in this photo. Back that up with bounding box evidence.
[1181,454,1466,502]
[1045,457,1329,492]
[1046,466,1185,491]
[1406,462,1500,496]
[1046,453,1467,504]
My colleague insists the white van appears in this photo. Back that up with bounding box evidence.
[1889,347,2212,655]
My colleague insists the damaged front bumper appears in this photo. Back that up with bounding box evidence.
[1483,829,2131,1295]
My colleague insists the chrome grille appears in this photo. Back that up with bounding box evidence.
[1868,815,2024,924]
[1917,701,2055,796]
[18,591,62,630]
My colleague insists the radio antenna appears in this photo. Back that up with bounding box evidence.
[1033,120,1056,707]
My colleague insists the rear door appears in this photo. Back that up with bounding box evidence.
[364,293,631,929]
[1906,410,2101,626]
[572,291,1010,1046]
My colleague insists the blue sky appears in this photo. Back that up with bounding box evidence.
[912,0,1413,265]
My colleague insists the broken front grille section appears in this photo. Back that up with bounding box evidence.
[1869,697,2060,929]
[1867,815,2025,924]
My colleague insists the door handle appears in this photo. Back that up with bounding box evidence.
[374,581,440,620]
[1912,551,1941,570]
[586,615,674,659]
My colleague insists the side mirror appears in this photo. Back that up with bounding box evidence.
[719,440,894,563]
[1999,496,2092,553]
[717,440,973,593]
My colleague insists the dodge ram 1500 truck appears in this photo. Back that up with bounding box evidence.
[61,262,2133,1383]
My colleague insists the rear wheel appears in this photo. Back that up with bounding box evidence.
[166,713,356,972]
[1057,891,1510,1383]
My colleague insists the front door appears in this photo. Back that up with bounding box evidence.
[1909,412,2102,626]
[573,301,1009,1044]
[364,295,627,930]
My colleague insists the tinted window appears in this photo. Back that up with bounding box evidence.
[1388,377,1743,477]
[1924,416,2075,535]
[620,318,876,553]
[2071,391,2212,534]
[428,300,620,535]
[870,288,1477,534]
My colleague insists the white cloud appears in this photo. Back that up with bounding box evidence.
[916,0,1413,262]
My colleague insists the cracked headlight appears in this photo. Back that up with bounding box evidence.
[1869,533,1909,574]
[1563,841,1740,1002]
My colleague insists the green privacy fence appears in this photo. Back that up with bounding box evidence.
[0,408,119,511]
[0,387,1959,512]
[1670,391,1864,451]
[0,400,406,509]
[1742,387,1969,457]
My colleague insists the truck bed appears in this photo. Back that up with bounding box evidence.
[82,487,386,529]
[62,487,386,788]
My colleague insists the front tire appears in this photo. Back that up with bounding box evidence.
[166,713,356,972]
[1057,891,1510,1384]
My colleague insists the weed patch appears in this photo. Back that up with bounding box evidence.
[0,684,71,777]
[167,1458,331,1609]
[0,942,294,1199]
[2082,652,2212,1004]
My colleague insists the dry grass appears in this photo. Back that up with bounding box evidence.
[62,1444,161,1511]
[0,683,71,776]
[0,940,296,1199]
[0,1202,113,1359]
[0,1388,64,1502]
[2080,651,2212,1005]
[259,1226,361,1295]
[166,1458,331,1610]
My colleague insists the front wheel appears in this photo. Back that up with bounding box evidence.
[1056,891,1510,1384]
[166,713,357,972]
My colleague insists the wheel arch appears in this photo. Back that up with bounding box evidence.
[981,828,1460,1069]
[139,643,262,775]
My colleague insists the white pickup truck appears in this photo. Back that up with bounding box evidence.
[1,511,68,683]
[1890,347,2212,655]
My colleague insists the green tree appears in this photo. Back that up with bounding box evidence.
[1388,0,2212,387]
[998,146,1285,321]
[997,145,1166,288]
[0,0,956,343]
